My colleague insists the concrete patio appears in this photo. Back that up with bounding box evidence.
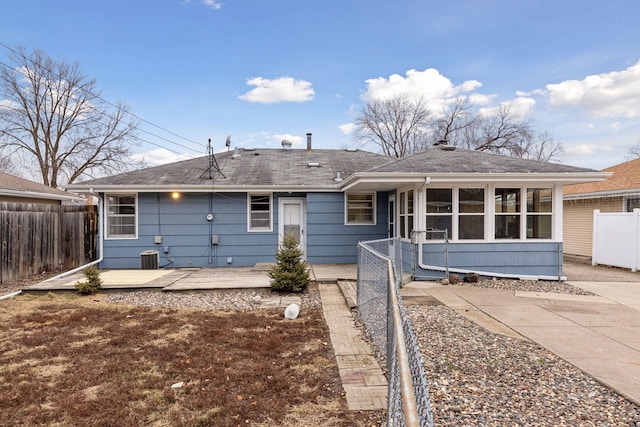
[23,264,358,292]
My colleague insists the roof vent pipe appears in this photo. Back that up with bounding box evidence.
[306,133,312,152]
[334,171,343,182]
[232,147,241,159]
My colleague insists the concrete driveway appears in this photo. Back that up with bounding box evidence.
[403,262,640,405]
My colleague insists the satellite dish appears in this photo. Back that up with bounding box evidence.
[225,135,231,148]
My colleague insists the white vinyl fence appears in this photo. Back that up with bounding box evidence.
[592,209,640,271]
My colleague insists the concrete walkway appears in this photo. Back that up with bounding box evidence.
[318,282,387,411]
[402,281,640,405]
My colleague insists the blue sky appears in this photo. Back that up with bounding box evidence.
[1,0,639,170]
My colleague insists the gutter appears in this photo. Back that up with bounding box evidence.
[0,188,84,203]
[563,188,640,201]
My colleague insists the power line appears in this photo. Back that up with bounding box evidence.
[0,42,207,155]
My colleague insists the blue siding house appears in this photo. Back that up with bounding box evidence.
[67,136,605,280]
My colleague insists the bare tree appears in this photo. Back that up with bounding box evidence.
[354,94,431,157]
[628,142,640,159]
[0,46,141,187]
[512,131,564,162]
[433,100,564,162]
[0,149,16,174]
[431,97,477,147]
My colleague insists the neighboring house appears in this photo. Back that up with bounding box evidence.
[563,158,640,259]
[66,137,605,280]
[0,171,82,204]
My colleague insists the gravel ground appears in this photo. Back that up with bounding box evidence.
[402,278,640,426]
[103,285,323,311]
[451,277,596,295]
[408,304,640,426]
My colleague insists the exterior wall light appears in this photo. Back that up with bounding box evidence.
[171,192,181,200]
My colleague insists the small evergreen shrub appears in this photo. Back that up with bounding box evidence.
[268,232,310,293]
[75,265,103,295]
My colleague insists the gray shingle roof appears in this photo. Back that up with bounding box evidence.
[69,146,597,190]
[71,148,391,188]
[369,146,595,174]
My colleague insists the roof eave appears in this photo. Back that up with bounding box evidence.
[0,188,84,202]
[64,183,342,193]
[563,188,640,201]
[340,171,610,190]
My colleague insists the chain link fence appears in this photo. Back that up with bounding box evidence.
[357,238,434,427]
[411,230,449,281]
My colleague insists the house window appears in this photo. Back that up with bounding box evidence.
[399,190,414,239]
[426,189,452,238]
[495,188,520,239]
[527,188,552,239]
[627,198,640,212]
[106,194,137,239]
[248,194,272,231]
[345,192,376,225]
[459,188,484,239]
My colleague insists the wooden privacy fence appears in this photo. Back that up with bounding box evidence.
[592,208,640,271]
[0,202,97,283]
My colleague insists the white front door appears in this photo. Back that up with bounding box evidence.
[278,198,306,258]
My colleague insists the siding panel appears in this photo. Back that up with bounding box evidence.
[563,197,622,257]
[101,191,388,268]
[413,241,563,279]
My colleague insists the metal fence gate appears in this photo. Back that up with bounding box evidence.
[357,237,434,427]
[411,230,449,280]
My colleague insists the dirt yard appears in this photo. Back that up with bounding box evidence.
[0,293,385,426]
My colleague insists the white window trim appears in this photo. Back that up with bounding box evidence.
[418,184,557,242]
[105,193,138,240]
[525,187,554,240]
[457,187,487,242]
[344,192,377,225]
[247,193,273,232]
[398,188,415,240]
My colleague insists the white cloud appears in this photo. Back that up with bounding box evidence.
[0,99,18,110]
[565,143,616,156]
[238,77,315,104]
[202,0,222,9]
[565,144,596,155]
[131,148,194,167]
[545,60,640,118]
[338,122,356,135]
[362,68,488,115]
[479,97,536,118]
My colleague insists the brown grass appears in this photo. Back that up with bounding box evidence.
[0,293,385,426]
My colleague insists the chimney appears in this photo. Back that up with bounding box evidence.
[306,133,312,152]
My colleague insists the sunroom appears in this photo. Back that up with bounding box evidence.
[341,147,606,280]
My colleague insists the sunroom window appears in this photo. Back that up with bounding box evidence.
[426,189,452,238]
[526,188,552,239]
[459,188,484,239]
[495,188,520,239]
[399,189,414,239]
[106,194,137,239]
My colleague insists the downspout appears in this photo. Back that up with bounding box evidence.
[40,193,105,283]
